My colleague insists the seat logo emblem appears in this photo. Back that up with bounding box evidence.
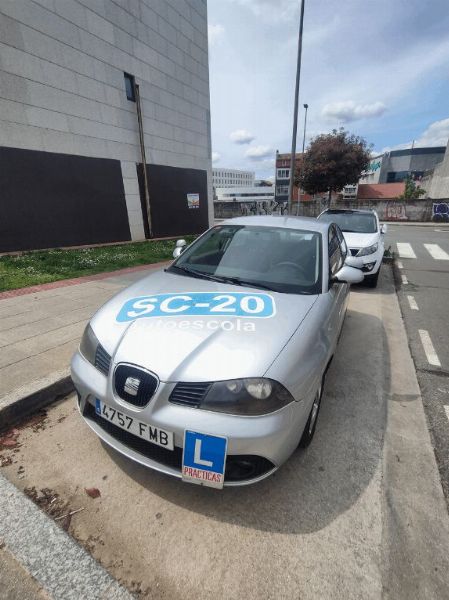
[124,376,140,396]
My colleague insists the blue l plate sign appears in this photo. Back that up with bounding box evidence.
[182,431,228,489]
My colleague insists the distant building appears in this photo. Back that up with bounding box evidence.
[275,151,304,203]
[359,155,384,184]
[420,140,449,199]
[377,147,445,184]
[357,183,405,200]
[215,186,275,204]
[342,184,358,200]
[254,179,273,187]
[212,168,255,189]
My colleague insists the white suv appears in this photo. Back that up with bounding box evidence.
[317,208,386,287]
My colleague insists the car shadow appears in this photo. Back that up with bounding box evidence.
[104,307,389,535]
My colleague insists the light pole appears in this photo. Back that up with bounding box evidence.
[287,0,306,214]
[296,103,308,215]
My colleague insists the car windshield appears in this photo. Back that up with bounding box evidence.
[168,225,322,295]
[319,212,377,233]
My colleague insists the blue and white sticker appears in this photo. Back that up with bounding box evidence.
[116,292,275,322]
[182,430,228,488]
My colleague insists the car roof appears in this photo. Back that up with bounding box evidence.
[319,208,376,216]
[219,215,329,233]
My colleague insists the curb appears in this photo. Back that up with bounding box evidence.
[0,473,135,599]
[0,369,74,433]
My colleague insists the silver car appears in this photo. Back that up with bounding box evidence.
[71,216,363,488]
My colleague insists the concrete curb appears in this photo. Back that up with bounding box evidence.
[0,369,74,432]
[0,473,135,599]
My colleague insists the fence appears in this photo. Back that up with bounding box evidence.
[214,198,444,222]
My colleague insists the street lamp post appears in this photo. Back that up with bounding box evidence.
[287,0,306,214]
[296,103,308,216]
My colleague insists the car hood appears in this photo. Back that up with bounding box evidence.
[90,269,318,382]
[342,231,379,248]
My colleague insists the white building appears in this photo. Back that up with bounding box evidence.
[0,0,212,252]
[215,186,275,203]
[359,155,384,184]
[213,168,255,188]
[423,139,449,199]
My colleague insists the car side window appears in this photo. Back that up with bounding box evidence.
[328,225,344,277]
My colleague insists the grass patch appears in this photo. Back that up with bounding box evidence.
[0,238,196,292]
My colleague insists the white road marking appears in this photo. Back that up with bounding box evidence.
[424,243,449,260]
[419,329,441,367]
[397,243,416,259]
[401,274,408,285]
[397,260,404,269]
[407,295,419,310]
[443,405,449,424]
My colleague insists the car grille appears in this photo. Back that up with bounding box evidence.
[169,382,212,408]
[95,345,111,376]
[350,248,359,256]
[84,403,275,482]
[114,364,158,408]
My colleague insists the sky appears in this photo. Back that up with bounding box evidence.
[207,0,449,180]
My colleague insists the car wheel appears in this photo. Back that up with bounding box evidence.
[298,378,323,448]
[365,269,380,288]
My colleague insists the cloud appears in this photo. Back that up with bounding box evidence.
[322,101,387,123]
[224,0,297,22]
[416,117,449,147]
[212,152,221,163]
[208,24,225,45]
[230,129,255,144]
[245,145,274,160]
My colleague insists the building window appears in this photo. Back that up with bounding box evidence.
[277,168,290,179]
[124,72,136,102]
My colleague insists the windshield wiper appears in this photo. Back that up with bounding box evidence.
[169,265,280,291]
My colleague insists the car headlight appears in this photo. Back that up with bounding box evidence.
[79,324,100,366]
[358,243,378,256]
[200,378,295,416]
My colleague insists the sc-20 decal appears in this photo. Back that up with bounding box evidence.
[116,292,276,322]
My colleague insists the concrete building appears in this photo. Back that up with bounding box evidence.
[421,139,449,200]
[377,147,445,184]
[275,151,303,203]
[212,168,255,189]
[359,155,384,184]
[0,0,212,252]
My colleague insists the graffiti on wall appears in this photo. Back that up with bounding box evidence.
[432,202,449,222]
[385,202,407,220]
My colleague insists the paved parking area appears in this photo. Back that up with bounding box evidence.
[1,267,449,599]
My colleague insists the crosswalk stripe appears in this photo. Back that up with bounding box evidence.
[407,295,419,310]
[424,244,449,260]
[397,243,416,259]
[419,329,441,367]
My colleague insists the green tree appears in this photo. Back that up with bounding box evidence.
[395,176,426,200]
[295,128,372,203]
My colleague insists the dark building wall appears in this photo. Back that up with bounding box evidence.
[379,147,446,183]
[0,147,131,252]
[137,164,209,238]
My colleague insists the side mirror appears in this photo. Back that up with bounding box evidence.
[344,255,364,269]
[332,265,364,285]
[380,223,388,234]
[173,239,187,259]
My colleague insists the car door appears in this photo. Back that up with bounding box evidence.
[326,225,348,352]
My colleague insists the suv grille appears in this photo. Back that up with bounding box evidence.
[95,345,111,375]
[169,382,212,408]
[114,365,158,407]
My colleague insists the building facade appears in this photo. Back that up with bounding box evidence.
[359,155,384,184]
[212,168,255,189]
[377,147,445,184]
[215,186,275,203]
[421,140,449,199]
[0,0,212,252]
[274,151,303,203]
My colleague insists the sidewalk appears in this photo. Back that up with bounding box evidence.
[0,262,168,426]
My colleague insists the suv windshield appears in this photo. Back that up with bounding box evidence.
[319,212,377,234]
[168,225,322,295]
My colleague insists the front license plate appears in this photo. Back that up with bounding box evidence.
[95,399,174,451]
[182,430,228,489]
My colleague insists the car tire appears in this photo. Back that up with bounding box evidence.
[365,269,380,288]
[298,378,324,449]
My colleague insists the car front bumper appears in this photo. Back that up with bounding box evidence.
[71,352,312,486]
[350,247,383,275]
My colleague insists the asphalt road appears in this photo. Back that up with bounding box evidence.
[2,268,449,599]
[386,223,449,503]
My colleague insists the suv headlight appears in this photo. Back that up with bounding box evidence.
[200,378,295,416]
[358,243,378,256]
[79,324,100,366]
